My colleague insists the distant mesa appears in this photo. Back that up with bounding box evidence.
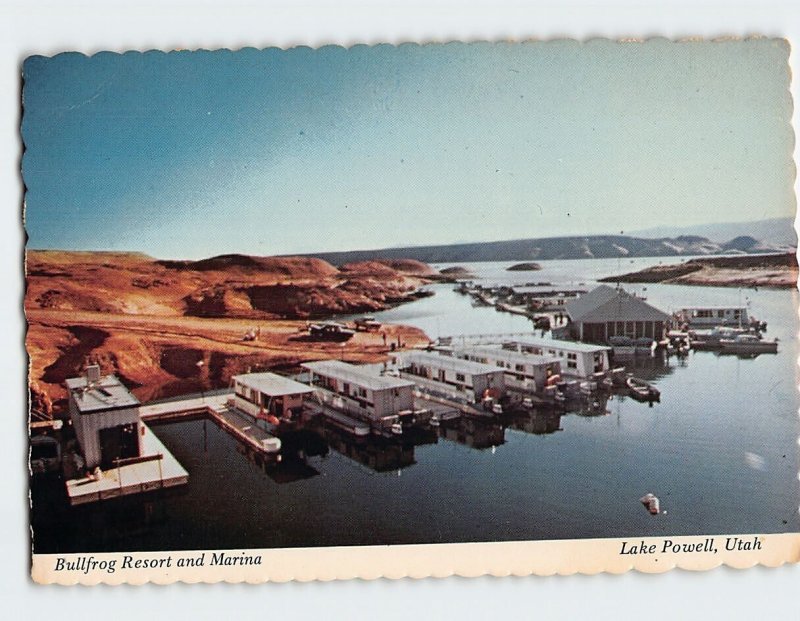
[507,262,542,271]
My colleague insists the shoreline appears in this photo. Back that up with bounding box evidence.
[598,252,798,289]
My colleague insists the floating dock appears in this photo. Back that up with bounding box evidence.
[65,423,188,506]
[140,393,282,454]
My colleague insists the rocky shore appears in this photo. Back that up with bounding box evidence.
[26,250,436,414]
[598,252,798,289]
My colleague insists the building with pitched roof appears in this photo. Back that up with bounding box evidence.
[564,284,671,344]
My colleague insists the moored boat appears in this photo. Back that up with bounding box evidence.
[626,376,660,402]
[718,334,778,355]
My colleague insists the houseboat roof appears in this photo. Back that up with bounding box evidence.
[510,337,612,354]
[510,286,586,296]
[677,305,748,311]
[65,374,140,413]
[301,360,416,391]
[395,351,506,376]
[566,284,670,324]
[232,372,314,396]
[455,345,561,367]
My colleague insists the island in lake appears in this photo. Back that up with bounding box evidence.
[507,262,542,271]
[598,252,798,289]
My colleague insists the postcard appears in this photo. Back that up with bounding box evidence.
[23,39,799,585]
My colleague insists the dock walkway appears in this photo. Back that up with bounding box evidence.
[141,392,281,455]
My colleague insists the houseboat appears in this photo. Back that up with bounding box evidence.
[452,345,561,394]
[674,306,766,331]
[301,360,416,435]
[502,337,611,380]
[392,351,506,403]
[231,372,314,423]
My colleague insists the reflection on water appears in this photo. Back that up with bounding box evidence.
[31,258,800,552]
[439,417,505,450]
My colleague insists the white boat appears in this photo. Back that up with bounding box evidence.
[626,376,660,402]
[718,334,778,355]
[391,422,403,435]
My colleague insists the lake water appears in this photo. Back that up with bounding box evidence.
[32,257,800,552]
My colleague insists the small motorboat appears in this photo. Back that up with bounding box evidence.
[640,493,660,515]
[391,422,403,435]
[718,334,778,355]
[626,376,660,402]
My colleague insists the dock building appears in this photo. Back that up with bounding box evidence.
[453,345,561,393]
[64,366,188,505]
[502,337,611,379]
[564,285,671,344]
[232,372,313,421]
[393,351,506,402]
[301,360,415,424]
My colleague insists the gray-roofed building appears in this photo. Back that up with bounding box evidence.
[232,372,314,421]
[301,360,416,422]
[564,284,671,344]
[66,367,143,470]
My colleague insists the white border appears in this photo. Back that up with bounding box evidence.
[3,0,800,617]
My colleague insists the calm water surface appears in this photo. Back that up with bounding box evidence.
[32,257,800,552]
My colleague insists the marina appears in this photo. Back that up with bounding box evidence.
[29,256,800,552]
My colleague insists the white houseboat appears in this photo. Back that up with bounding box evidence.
[301,360,416,431]
[452,345,561,394]
[392,351,506,402]
[502,337,611,379]
[232,372,314,422]
[674,306,759,329]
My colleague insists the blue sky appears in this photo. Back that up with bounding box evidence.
[22,40,793,259]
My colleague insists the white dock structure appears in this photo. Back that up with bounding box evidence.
[502,337,611,379]
[301,360,416,426]
[452,345,561,393]
[64,367,189,506]
[392,351,506,402]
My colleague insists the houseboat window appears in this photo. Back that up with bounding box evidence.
[456,373,465,382]
[717,310,725,318]
[567,361,577,369]
[343,382,350,395]
[515,364,524,371]
[593,352,605,372]
[439,370,446,382]
[567,353,577,360]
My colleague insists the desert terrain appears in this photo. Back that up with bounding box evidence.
[26,251,438,416]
